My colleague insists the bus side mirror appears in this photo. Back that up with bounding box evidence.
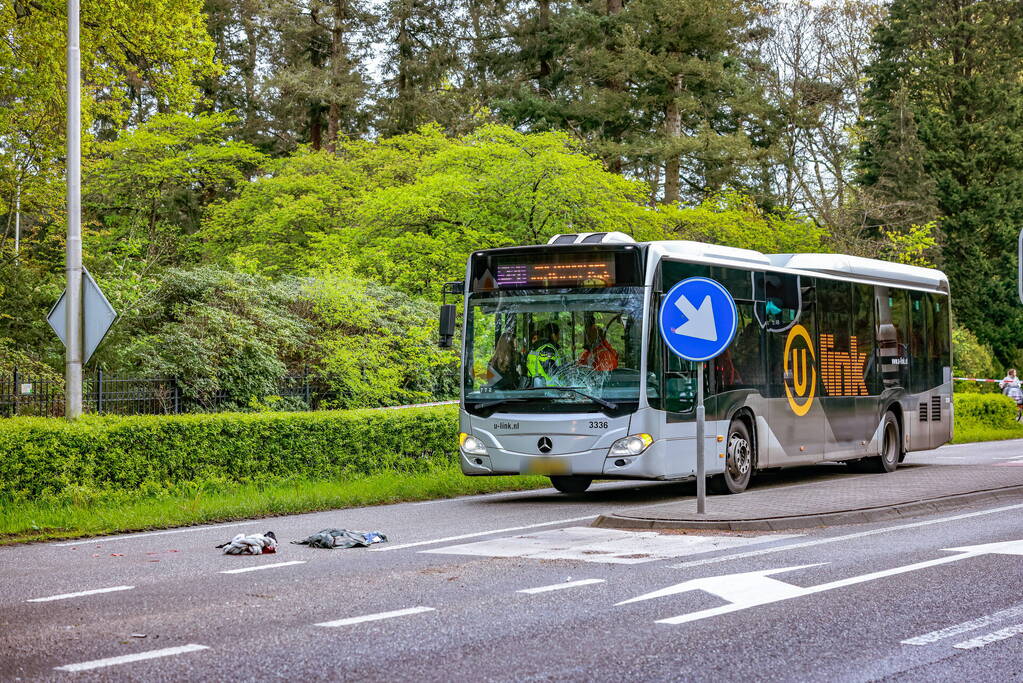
[439,304,457,348]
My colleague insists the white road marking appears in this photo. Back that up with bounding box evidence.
[369,515,598,552]
[219,560,306,574]
[953,623,1023,650]
[623,538,1023,626]
[518,579,606,594]
[51,521,259,547]
[673,502,1023,569]
[315,606,435,627]
[425,527,800,564]
[901,601,1023,644]
[54,644,209,672]
[27,585,134,603]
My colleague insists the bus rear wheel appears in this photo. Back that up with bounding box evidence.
[550,476,593,494]
[709,419,754,494]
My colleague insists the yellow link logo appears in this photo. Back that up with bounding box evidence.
[784,324,817,416]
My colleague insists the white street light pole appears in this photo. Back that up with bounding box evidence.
[65,0,83,418]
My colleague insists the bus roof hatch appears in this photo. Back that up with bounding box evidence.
[547,232,636,245]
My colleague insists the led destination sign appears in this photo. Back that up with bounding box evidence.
[494,254,616,288]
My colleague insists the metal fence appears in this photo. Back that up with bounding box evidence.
[0,368,334,417]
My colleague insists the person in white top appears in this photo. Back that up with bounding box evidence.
[1000,369,1023,421]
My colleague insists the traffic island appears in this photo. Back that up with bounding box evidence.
[593,464,1023,531]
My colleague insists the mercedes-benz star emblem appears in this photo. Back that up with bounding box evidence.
[537,436,553,453]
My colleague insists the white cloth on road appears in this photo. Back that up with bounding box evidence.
[217,531,278,555]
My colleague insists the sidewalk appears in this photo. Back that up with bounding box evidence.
[594,463,1023,531]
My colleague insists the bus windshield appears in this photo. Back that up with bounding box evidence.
[464,287,645,414]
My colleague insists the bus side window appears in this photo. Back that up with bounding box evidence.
[763,273,801,329]
[931,294,951,385]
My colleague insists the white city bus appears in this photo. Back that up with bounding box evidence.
[440,233,952,494]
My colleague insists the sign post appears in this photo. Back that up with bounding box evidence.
[658,277,738,514]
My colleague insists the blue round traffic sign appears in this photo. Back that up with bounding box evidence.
[658,277,738,362]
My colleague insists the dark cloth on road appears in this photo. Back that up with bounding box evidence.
[292,528,388,549]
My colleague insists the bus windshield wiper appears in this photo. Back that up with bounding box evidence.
[519,386,618,410]
[468,397,530,410]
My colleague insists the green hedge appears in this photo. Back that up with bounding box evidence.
[0,405,457,499]
[953,392,1019,430]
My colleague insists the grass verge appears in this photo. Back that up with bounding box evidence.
[952,424,1023,444]
[0,465,550,545]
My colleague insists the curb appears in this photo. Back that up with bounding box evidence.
[592,484,1023,531]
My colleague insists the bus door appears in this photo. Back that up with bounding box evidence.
[762,273,824,464]
[815,279,870,459]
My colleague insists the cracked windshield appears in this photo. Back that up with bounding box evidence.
[465,288,645,412]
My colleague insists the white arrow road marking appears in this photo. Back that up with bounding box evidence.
[953,623,1023,650]
[55,644,209,672]
[673,294,717,341]
[620,538,1023,625]
[902,602,1023,645]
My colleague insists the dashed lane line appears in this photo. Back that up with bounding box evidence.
[27,585,134,603]
[673,502,1023,570]
[518,579,606,594]
[54,644,209,672]
[50,521,259,547]
[902,602,1023,645]
[315,606,435,627]
[219,560,306,574]
[368,515,597,552]
[953,623,1023,650]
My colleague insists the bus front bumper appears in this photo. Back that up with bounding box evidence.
[458,439,723,480]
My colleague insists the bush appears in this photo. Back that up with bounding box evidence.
[953,393,1018,431]
[0,405,457,499]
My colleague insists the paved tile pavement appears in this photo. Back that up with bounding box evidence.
[595,464,1023,530]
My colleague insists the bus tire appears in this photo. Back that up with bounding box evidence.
[550,476,592,494]
[709,419,754,494]
[869,411,901,473]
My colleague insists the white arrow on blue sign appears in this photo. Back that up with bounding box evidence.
[658,277,738,362]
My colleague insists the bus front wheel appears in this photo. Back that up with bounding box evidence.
[709,419,754,494]
[871,412,901,473]
[550,476,593,494]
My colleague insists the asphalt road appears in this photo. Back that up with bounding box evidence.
[2,439,1023,681]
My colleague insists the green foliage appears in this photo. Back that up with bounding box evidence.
[953,393,1019,432]
[653,191,826,253]
[307,273,458,407]
[0,0,219,252]
[880,221,939,267]
[859,0,1023,362]
[952,326,1001,382]
[100,267,309,409]
[203,124,666,295]
[84,113,266,269]
[0,405,457,499]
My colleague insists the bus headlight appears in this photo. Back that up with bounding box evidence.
[609,433,653,457]
[459,432,487,456]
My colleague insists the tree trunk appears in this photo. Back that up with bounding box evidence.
[396,6,412,133]
[537,0,551,87]
[326,0,346,153]
[663,72,682,204]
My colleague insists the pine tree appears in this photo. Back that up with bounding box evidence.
[376,0,462,136]
[858,0,1023,360]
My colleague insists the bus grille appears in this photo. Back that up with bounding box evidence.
[919,402,928,422]
[932,396,942,422]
